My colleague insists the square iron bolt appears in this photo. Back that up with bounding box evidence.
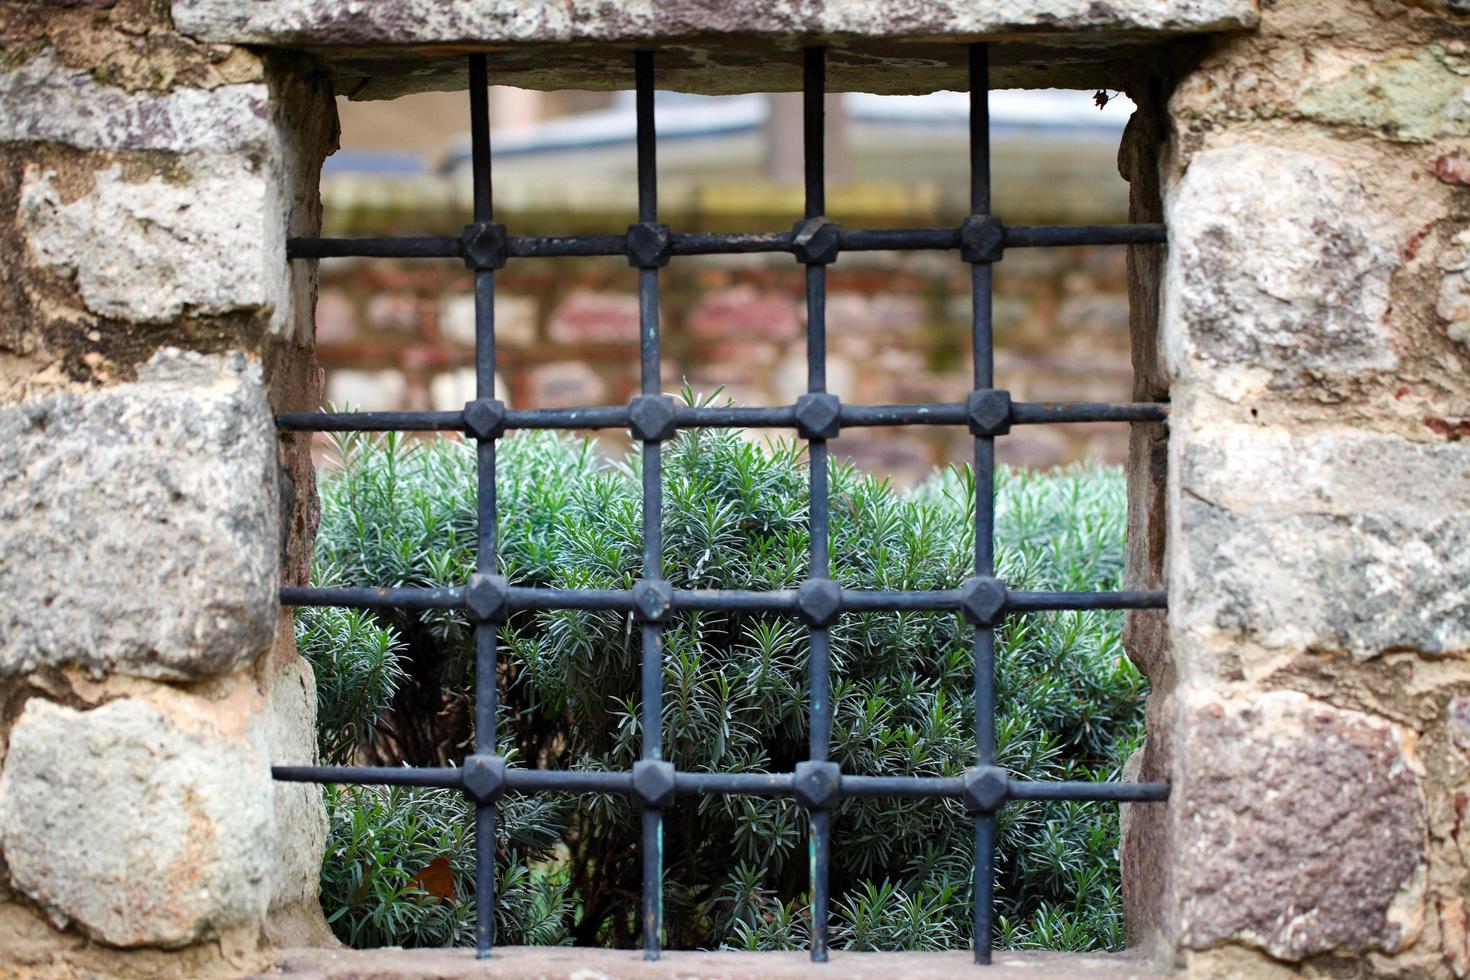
[958,575,1007,627]
[461,220,508,270]
[626,222,672,268]
[463,398,507,440]
[464,573,510,622]
[792,216,841,265]
[792,760,841,809]
[462,753,507,804]
[632,578,674,623]
[959,214,1005,264]
[628,394,677,442]
[794,392,841,441]
[632,759,676,807]
[966,388,1012,438]
[795,578,842,628]
[963,765,1009,813]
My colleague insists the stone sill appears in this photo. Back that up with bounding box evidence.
[258,946,1169,979]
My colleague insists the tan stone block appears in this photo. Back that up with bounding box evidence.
[0,692,274,947]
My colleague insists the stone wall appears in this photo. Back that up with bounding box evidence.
[1121,2,1470,977]
[2,0,1468,978]
[0,2,336,976]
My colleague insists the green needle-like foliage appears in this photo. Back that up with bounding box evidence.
[300,393,1146,952]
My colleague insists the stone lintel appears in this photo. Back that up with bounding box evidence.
[171,0,1259,97]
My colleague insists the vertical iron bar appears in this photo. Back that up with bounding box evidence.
[803,44,832,965]
[968,42,997,967]
[634,49,666,963]
[468,52,500,961]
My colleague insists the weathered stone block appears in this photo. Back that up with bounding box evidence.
[0,48,270,154]
[265,646,328,926]
[1172,690,1425,959]
[0,349,278,680]
[20,156,288,327]
[0,694,274,947]
[1297,45,1470,145]
[1439,229,1470,354]
[1171,423,1470,663]
[171,0,1258,99]
[1163,143,1398,400]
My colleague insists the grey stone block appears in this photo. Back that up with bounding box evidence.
[0,695,274,947]
[1172,424,1470,660]
[0,349,279,680]
[0,48,270,153]
[1164,143,1399,400]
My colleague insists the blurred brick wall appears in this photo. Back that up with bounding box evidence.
[316,228,1129,484]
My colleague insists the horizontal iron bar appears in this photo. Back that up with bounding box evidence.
[281,585,465,610]
[285,223,1166,261]
[840,775,964,798]
[280,585,1167,614]
[1007,780,1171,802]
[273,765,463,788]
[674,771,793,795]
[276,410,465,432]
[1006,589,1167,612]
[1003,224,1167,248]
[275,401,1168,434]
[271,765,1169,804]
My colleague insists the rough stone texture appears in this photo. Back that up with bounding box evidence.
[1162,142,1399,402]
[174,0,1259,43]
[1171,423,1470,668]
[263,946,1167,979]
[0,48,271,154]
[1171,690,1427,960]
[0,694,274,948]
[171,0,1257,97]
[0,2,334,975]
[1296,44,1470,145]
[264,636,330,936]
[19,156,289,326]
[1441,229,1470,355]
[0,348,278,680]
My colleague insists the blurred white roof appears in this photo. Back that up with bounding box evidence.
[473,90,1132,160]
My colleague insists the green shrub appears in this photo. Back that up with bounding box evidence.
[298,399,1145,951]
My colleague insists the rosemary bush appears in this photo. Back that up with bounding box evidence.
[298,399,1145,951]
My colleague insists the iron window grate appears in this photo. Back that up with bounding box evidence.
[273,44,1170,965]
